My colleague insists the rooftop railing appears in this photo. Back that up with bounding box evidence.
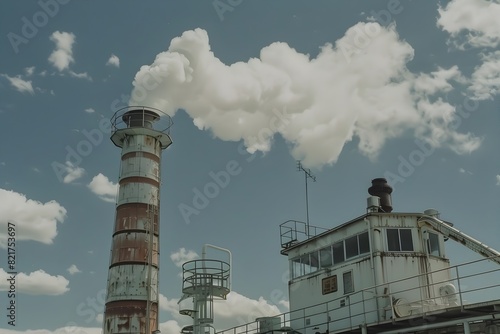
[111,106,173,134]
[216,255,500,334]
[280,220,329,249]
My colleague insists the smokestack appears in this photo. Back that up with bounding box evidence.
[368,178,393,213]
[103,107,172,334]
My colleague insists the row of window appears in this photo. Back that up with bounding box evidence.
[291,232,370,279]
[428,231,441,256]
[290,228,441,279]
[386,228,442,255]
[386,228,413,252]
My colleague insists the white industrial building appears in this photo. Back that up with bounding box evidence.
[183,178,500,334]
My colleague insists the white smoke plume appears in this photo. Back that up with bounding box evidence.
[129,26,480,168]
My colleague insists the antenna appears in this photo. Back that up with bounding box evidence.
[297,161,316,237]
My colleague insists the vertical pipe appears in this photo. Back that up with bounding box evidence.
[305,171,309,237]
[369,217,386,321]
[463,321,471,334]
[365,217,379,322]
[202,244,232,290]
[456,266,464,309]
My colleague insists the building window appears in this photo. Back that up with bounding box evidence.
[309,251,319,272]
[301,254,312,275]
[345,235,359,259]
[400,229,414,251]
[359,232,370,254]
[290,231,370,279]
[333,241,345,264]
[291,252,320,278]
[322,275,338,295]
[343,271,354,294]
[428,232,440,256]
[345,232,370,260]
[320,246,333,268]
[387,228,414,252]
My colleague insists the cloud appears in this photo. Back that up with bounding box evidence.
[468,51,500,100]
[216,291,283,321]
[413,66,465,95]
[129,27,481,168]
[279,299,289,309]
[67,264,81,275]
[0,327,101,334]
[162,290,287,332]
[459,167,472,175]
[209,291,287,330]
[47,31,91,81]
[159,293,180,314]
[24,66,35,76]
[437,0,500,49]
[0,268,69,295]
[3,289,284,333]
[88,173,118,203]
[69,71,92,81]
[1,74,34,94]
[0,322,180,334]
[62,161,85,184]
[48,31,75,71]
[170,247,199,267]
[0,189,66,248]
[496,175,500,185]
[106,54,120,67]
[159,320,183,334]
[164,251,287,330]
[84,108,95,113]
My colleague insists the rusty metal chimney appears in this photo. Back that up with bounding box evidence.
[103,106,172,334]
[368,178,393,213]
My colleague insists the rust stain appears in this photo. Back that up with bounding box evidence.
[109,232,159,265]
[119,176,160,187]
[104,301,158,334]
[122,151,160,162]
[115,203,159,234]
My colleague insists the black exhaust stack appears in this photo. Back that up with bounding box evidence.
[368,178,393,213]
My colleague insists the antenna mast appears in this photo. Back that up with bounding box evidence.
[297,161,316,237]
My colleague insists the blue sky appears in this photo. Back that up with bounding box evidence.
[0,1,500,333]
